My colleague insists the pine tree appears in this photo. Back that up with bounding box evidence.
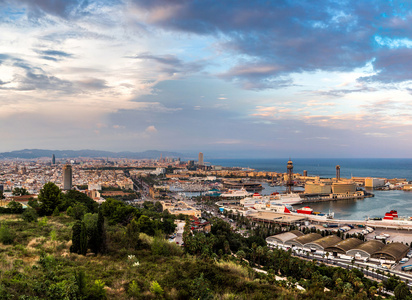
[79,221,87,255]
[70,220,88,255]
[70,221,82,254]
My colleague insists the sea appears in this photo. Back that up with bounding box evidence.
[207,158,412,221]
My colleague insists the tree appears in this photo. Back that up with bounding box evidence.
[22,207,38,222]
[7,200,23,213]
[52,207,60,216]
[12,187,29,196]
[38,182,62,216]
[60,190,98,213]
[394,281,410,299]
[70,220,87,255]
[136,215,155,236]
[125,218,141,249]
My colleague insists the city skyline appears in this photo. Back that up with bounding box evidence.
[1,1,412,158]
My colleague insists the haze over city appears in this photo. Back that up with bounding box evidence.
[1,1,412,158]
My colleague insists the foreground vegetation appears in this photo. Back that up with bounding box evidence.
[0,183,410,299]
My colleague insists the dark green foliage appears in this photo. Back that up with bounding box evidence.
[52,207,60,217]
[191,273,213,300]
[85,210,107,254]
[74,269,87,298]
[125,218,141,250]
[79,221,88,255]
[136,215,154,236]
[101,198,138,225]
[21,207,38,222]
[70,221,82,254]
[28,198,39,209]
[12,187,30,196]
[60,190,98,213]
[0,223,14,245]
[70,220,87,255]
[67,202,87,220]
[96,209,106,254]
[394,281,410,299]
[7,201,23,214]
[38,182,62,216]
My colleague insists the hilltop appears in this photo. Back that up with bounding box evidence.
[0,149,184,160]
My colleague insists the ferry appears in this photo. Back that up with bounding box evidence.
[366,209,412,226]
[248,203,334,219]
[241,192,303,206]
[220,188,251,198]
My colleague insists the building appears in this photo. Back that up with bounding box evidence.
[370,242,409,262]
[365,178,386,188]
[62,164,72,190]
[305,181,332,194]
[285,233,322,249]
[266,230,304,247]
[303,235,342,252]
[198,152,204,166]
[52,154,55,165]
[324,238,363,255]
[346,240,385,260]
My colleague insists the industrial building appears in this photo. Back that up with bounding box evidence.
[268,231,410,263]
[266,230,304,247]
[324,238,363,255]
[370,242,409,262]
[304,235,342,251]
[365,178,386,188]
[284,233,322,249]
[346,240,385,259]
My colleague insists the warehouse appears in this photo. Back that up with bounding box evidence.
[371,242,409,262]
[284,233,322,249]
[325,238,363,255]
[266,230,304,247]
[304,235,342,252]
[346,240,385,260]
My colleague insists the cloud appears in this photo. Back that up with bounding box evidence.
[129,53,204,77]
[145,125,157,133]
[9,0,121,20]
[129,1,412,88]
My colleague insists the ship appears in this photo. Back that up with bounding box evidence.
[220,188,252,198]
[246,202,334,219]
[366,209,412,226]
[241,191,303,206]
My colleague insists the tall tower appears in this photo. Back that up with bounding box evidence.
[62,164,72,190]
[52,154,55,165]
[336,165,341,181]
[286,159,294,194]
[198,152,204,166]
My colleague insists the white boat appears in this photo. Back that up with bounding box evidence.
[241,192,303,206]
[249,203,334,219]
[220,188,252,198]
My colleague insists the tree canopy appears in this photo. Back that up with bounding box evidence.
[38,182,62,216]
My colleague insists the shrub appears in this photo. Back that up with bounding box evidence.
[87,279,106,300]
[7,201,23,214]
[22,207,39,222]
[150,281,164,297]
[0,223,15,245]
[128,280,140,297]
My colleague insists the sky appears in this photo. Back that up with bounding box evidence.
[1,0,412,158]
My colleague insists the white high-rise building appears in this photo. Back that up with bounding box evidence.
[198,152,204,166]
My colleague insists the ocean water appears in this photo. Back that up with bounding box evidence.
[208,158,412,220]
[208,158,412,180]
